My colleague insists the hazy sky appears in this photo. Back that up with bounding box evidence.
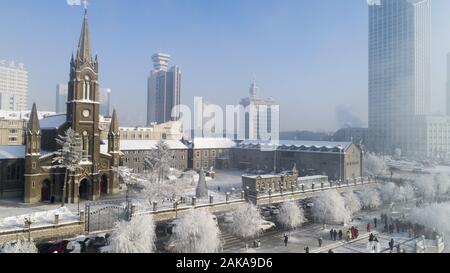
[1,0,450,131]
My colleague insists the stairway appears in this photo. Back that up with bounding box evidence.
[220,232,243,250]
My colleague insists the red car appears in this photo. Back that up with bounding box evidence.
[47,240,69,253]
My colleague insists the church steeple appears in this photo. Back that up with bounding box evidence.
[28,103,40,133]
[110,109,119,134]
[76,9,93,65]
[108,109,120,155]
[26,103,41,156]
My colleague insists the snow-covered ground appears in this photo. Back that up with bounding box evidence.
[0,207,79,232]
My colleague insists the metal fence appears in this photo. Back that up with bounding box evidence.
[85,199,132,233]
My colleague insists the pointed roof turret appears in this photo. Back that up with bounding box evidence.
[28,103,40,132]
[109,109,119,134]
[76,9,93,64]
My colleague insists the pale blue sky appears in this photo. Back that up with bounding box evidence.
[1,0,450,131]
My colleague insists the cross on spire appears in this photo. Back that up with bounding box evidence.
[83,0,89,11]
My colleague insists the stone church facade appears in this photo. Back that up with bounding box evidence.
[1,9,121,204]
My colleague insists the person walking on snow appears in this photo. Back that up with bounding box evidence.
[333,229,338,241]
[374,217,377,228]
[284,234,289,247]
[338,230,343,241]
[318,237,323,247]
[367,223,371,233]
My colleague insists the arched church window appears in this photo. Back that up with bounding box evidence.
[83,75,91,100]
[82,131,89,159]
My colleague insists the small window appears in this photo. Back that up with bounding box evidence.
[32,181,36,189]
[32,162,37,169]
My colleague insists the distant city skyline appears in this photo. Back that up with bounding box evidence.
[2,0,450,131]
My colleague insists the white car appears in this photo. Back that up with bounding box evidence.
[258,220,276,232]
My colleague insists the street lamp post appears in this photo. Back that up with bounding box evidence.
[338,145,343,183]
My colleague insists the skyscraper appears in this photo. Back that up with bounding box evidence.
[240,80,279,142]
[147,53,182,126]
[0,61,28,111]
[100,87,111,117]
[447,53,450,116]
[368,0,431,156]
[56,84,68,113]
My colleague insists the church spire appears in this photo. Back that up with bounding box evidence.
[28,102,40,132]
[76,6,92,64]
[110,109,119,134]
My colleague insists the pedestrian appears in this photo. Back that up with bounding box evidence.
[328,249,334,253]
[330,229,334,240]
[284,234,289,247]
[396,244,401,253]
[218,186,221,192]
[369,233,374,242]
[389,239,394,251]
[374,217,378,228]
[367,223,371,233]
[338,230,343,241]
[374,236,379,243]
[318,237,323,247]
[355,228,359,239]
[346,230,351,242]
[304,246,310,253]
[333,229,338,241]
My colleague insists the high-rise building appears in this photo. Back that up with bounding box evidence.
[100,87,111,117]
[0,61,28,111]
[447,53,450,116]
[240,80,279,142]
[55,84,68,113]
[56,84,111,116]
[368,0,431,156]
[147,53,182,126]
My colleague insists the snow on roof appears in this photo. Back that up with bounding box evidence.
[0,146,25,159]
[40,114,66,130]
[193,138,236,149]
[237,140,353,152]
[101,140,188,152]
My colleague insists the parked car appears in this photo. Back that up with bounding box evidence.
[260,207,271,218]
[222,212,234,224]
[268,206,280,215]
[47,240,70,253]
[258,220,276,233]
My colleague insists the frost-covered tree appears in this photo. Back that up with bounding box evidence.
[311,190,351,225]
[397,184,415,204]
[408,203,450,241]
[434,173,450,198]
[110,215,156,253]
[196,168,208,198]
[364,153,388,177]
[414,173,450,202]
[342,191,362,216]
[0,238,38,253]
[51,128,83,207]
[170,209,221,253]
[357,187,381,209]
[114,166,190,206]
[230,203,264,239]
[277,201,306,230]
[379,182,401,204]
[144,140,174,183]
